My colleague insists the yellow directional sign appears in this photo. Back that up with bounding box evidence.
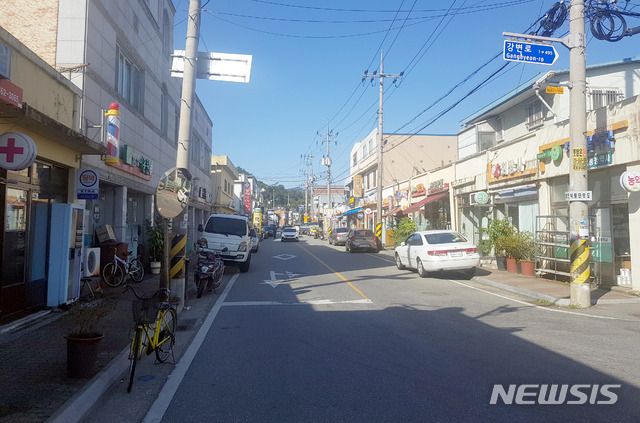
[546,86,564,94]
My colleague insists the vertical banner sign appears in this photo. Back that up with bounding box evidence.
[253,211,262,235]
[243,182,251,215]
[572,147,587,171]
[354,175,362,197]
[105,103,120,165]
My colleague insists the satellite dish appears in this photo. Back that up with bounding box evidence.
[156,167,192,219]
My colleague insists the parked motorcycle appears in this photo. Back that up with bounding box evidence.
[194,239,225,298]
[314,231,325,240]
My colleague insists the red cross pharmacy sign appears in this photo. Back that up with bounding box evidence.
[0,132,37,171]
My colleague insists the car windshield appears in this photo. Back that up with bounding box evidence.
[283,228,296,234]
[354,230,374,237]
[424,232,468,244]
[204,217,246,237]
[335,228,348,233]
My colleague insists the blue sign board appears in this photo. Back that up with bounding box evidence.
[503,40,558,65]
[298,205,304,211]
[0,41,11,79]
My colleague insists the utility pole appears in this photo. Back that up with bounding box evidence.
[171,0,200,305]
[302,154,314,220]
[363,51,402,245]
[568,0,590,308]
[319,120,337,235]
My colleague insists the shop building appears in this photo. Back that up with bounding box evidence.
[0,29,105,322]
[211,155,240,215]
[2,0,213,265]
[346,128,456,243]
[453,57,640,289]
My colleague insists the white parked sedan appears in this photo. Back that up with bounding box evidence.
[394,230,480,278]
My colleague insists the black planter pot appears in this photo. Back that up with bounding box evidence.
[496,256,507,271]
[66,334,104,378]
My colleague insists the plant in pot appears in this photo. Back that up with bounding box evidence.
[490,218,516,270]
[518,230,536,276]
[64,299,115,378]
[499,229,521,273]
[145,219,164,275]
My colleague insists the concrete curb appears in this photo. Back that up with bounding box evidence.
[47,346,130,422]
[472,276,563,305]
[472,277,640,306]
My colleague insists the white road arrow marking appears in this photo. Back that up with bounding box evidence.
[263,270,303,288]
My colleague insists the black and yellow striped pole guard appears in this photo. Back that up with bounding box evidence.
[570,239,590,284]
[170,233,187,279]
[375,223,382,238]
[328,227,332,236]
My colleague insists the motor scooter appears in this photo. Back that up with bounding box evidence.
[194,239,225,298]
[314,230,325,240]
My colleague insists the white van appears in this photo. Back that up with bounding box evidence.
[198,214,251,272]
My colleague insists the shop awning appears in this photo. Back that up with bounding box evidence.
[342,207,362,216]
[403,192,448,214]
[383,206,402,218]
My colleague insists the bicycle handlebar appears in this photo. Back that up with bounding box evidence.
[124,285,170,300]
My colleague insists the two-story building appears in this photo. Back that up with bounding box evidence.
[211,155,239,215]
[2,0,213,264]
[346,128,457,241]
[0,28,106,322]
[453,57,640,289]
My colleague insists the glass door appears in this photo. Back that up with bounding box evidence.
[592,207,613,286]
[1,188,29,317]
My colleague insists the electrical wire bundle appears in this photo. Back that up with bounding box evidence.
[587,0,640,41]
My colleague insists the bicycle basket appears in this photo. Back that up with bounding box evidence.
[132,298,156,324]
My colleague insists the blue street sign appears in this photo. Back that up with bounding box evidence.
[503,40,558,65]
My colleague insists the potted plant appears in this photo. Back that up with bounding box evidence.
[64,299,115,378]
[145,219,164,275]
[499,230,521,273]
[489,217,516,270]
[518,231,536,276]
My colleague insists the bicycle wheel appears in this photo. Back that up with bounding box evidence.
[155,308,177,363]
[129,259,145,283]
[103,262,125,287]
[127,327,143,392]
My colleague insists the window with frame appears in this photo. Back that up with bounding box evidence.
[590,89,623,110]
[478,132,495,151]
[526,101,543,129]
[116,46,145,112]
[352,152,357,166]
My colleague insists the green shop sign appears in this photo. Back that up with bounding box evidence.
[537,145,562,161]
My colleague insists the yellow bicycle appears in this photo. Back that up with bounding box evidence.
[125,286,177,392]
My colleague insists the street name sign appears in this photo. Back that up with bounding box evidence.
[503,40,558,65]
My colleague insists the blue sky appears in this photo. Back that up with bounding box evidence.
[172,0,639,188]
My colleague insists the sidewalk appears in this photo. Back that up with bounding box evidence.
[1,250,639,422]
[0,257,205,423]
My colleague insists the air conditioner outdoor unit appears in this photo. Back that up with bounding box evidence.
[82,247,101,277]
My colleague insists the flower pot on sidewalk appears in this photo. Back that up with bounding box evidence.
[520,260,535,276]
[506,257,518,273]
[150,261,161,275]
[66,334,104,378]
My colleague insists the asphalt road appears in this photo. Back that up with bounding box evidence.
[91,235,640,422]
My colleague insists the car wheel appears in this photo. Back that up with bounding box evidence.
[417,258,427,278]
[238,255,251,273]
[395,254,405,270]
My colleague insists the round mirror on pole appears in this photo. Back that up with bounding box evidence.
[156,167,192,219]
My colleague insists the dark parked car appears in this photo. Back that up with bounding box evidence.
[345,229,378,253]
[328,227,349,246]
